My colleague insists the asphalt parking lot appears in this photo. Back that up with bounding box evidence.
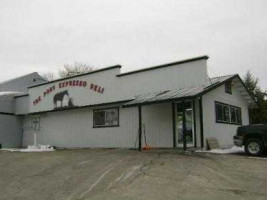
[0,149,266,200]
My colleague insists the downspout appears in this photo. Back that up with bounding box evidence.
[138,106,142,151]
[193,100,197,147]
[172,102,176,148]
[19,116,24,148]
[199,97,204,148]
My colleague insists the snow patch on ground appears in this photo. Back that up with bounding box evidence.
[0,145,54,152]
[196,146,245,154]
[248,156,267,160]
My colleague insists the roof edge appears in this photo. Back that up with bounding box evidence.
[122,96,194,108]
[122,73,258,108]
[28,65,121,89]
[0,111,15,116]
[197,74,258,106]
[14,94,29,98]
[16,99,132,116]
[117,55,209,77]
[196,74,239,97]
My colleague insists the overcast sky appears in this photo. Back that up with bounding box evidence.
[0,0,267,88]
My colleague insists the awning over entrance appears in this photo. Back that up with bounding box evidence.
[123,86,203,108]
[123,74,257,108]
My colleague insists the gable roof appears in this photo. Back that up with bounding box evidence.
[123,74,257,108]
[0,72,39,85]
[0,72,47,93]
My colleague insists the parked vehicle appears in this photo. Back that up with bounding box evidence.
[234,124,267,156]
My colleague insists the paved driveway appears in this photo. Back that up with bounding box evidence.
[0,149,266,200]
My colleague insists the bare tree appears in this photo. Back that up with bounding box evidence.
[58,61,94,78]
[42,72,55,81]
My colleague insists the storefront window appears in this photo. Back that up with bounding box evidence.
[215,103,223,121]
[222,105,230,122]
[236,109,242,124]
[93,108,119,127]
[230,107,237,123]
[215,102,242,125]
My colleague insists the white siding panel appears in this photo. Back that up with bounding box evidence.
[0,114,22,148]
[119,60,208,99]
[15,96,29,115]
[22,105,139,148]
[0,96,15,113]
[22,103,175,148]
[142,103,173,148]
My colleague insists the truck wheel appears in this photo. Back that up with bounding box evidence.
[245,138,264,156]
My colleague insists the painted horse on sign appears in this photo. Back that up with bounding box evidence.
[53,90,75,109]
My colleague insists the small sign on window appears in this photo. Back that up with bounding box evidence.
[31,117,40,130]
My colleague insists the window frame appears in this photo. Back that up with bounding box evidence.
[93,107,120,128]
[215,101,242,125]
[225,82,232,94]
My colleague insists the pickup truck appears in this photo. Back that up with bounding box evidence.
[234,124,267,156]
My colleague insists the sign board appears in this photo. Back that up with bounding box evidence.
[28,68,122,113]
[32,80,104,108]
[206,137,220,150]
[31,117,40,130]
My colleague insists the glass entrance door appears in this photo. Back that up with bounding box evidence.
[176,101,195,148]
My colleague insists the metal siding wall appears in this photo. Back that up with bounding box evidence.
[22,105,139,148]
[21,103,176,148]
[0,114,22,148]
[119,60,208,99]
[0,96,15,113]
[202,84,250,148]
[21,117,34,147]
[15,96,29,114]
[142,103,173,148]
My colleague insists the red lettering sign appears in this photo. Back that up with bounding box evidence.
[33,80,104,106]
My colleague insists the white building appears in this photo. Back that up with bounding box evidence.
[0,73,46,148]
[0,56,256,150]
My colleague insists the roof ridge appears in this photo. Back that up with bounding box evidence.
[210,74,237,79]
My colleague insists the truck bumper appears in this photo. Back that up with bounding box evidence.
[233,136,243,147]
